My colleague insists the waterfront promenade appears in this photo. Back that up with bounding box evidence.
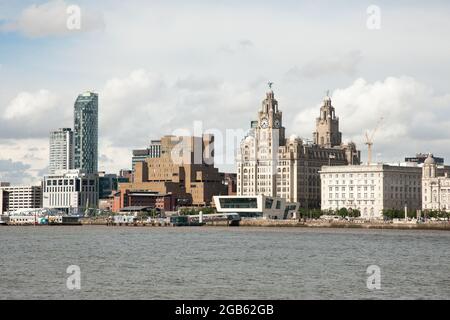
[76,217,450,231]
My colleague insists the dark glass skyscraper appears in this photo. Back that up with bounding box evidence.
[74,92,98,174]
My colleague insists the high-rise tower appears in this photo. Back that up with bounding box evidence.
[74,92,98,174]
[49,128,74,174]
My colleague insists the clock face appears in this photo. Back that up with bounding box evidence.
[274,119,281,128]
[261,118,269,129]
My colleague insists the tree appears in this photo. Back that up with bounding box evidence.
[337,207,349,218]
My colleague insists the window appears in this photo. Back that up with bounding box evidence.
[265,198,274,209]
[276,201,281,209]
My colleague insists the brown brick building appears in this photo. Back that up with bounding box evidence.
[118,135,228,208]
[112,190,176,212]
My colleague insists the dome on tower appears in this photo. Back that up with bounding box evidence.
[424,154,436,165]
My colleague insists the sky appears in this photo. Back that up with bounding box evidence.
[0,0,450,185]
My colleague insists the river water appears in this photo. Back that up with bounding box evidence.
[0,226,449,300]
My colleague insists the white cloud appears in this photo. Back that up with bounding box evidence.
[1,0,104,38]
[0,139,48,185]
[3,89,59,120]
[294,77,450,163]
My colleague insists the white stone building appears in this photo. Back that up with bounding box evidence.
[236,88,360,208]
[43,170,98,214]
[320,164,422,219]
[422,154,450,212]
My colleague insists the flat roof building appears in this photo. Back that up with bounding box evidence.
[120,135,228,207]
[0,185,42,213]
[213,195,299,220]
[43,170,98,215]
[320,163,423,219]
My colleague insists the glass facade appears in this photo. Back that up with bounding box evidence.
[74,92,98,174]
[219,197,258,209]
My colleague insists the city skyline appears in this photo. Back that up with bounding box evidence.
[1,1,450,185]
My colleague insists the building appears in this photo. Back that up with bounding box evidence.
[223,173,237,196]
[132,140,162,170]
[422,154,450,212]
[119,169,133,181]
[320,164,423,219]
[74,91,98,174]
[119,135,228,206]
[237,88,360,208]
[98,172,130,199]
[0,189,9,214]
[112,190,176,212]
[49,128,74,174]
[43,170,98,214]
[406,153,444,165]
[213,195,299,220]
[0,184,42,213]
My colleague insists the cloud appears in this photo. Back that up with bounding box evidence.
[0,139,49,185]
[0,159,33,185]
[286,50,363,80]
[0,89,72,140]
[293,76,450,162]
[3,89,58,120]
[0,0,104,38]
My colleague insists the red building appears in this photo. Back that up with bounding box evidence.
[112,190,176,213]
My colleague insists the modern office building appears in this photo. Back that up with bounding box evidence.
[0,184,42,213]
[422,154,450,212]
[132,140,162,170]
[213,195,300,220]
[98,172,129,199]
[236,88,360,208]
[120,135,228,206]
[74,91,98,174]
[49,128,74,174]
[320,164,423,219]
[43,170,99,214]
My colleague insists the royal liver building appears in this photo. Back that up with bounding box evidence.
[236,87,360,208]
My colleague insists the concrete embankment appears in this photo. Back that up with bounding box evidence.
[238,219,450,231]
[79,217,450,231]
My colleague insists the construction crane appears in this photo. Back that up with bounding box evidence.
[365,117,384,165]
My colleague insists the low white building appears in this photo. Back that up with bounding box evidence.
[213,195,299,220]
[422,154,450,212]
[320,164,422,219]
[0,183,42,213]
[43,170,98,214]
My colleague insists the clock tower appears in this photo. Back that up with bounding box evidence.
[257,86,285,148]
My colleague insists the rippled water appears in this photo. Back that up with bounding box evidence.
[0,226,449,300]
